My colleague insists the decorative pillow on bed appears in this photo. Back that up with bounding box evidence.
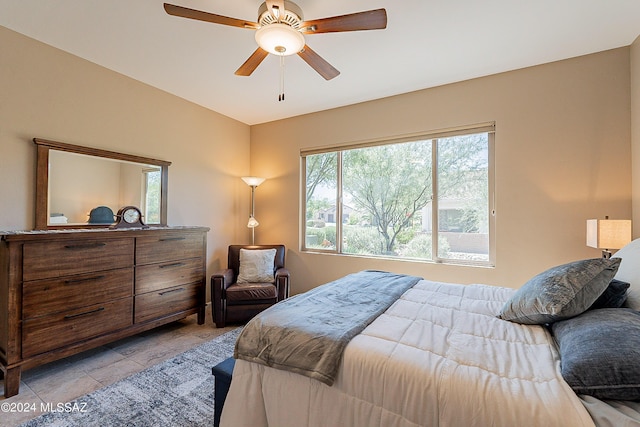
[498,258,621,324]
[237,248,276,283]
[612,238,640,310]
[588,279,630,310]
[551,308,640,401]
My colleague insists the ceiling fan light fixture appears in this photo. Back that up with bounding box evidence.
[255,23,304,56]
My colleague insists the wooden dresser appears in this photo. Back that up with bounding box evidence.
[0,226,208,397]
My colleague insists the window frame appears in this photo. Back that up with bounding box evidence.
[300,123,496,267]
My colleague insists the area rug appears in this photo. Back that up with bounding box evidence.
[20,328,241,427]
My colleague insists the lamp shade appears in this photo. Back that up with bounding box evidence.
[586,219,632,249]
[241,176,266,187]
[247,216,259,228]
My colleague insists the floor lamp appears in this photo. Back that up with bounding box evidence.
[242,176,266,245]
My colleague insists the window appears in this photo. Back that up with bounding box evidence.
[302,123,495,265]
[143,168,161,224]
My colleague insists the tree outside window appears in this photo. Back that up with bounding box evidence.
[144,169,161,224]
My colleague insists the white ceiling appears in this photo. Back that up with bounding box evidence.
[1,1,639,125]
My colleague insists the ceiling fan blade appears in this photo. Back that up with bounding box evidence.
[297,45,340,80]
[265,0,286,20]
[300,8,387,34]
[163,3,259,29]
[235,48,269,76]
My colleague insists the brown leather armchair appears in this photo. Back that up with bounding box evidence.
[211,245,289,328]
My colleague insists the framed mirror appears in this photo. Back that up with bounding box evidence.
[34,138,171,230]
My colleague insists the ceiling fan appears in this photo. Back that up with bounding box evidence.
[163,1,387,82]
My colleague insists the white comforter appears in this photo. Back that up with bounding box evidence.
[221,279,595,427]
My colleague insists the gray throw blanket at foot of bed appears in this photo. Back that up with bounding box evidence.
[234,270,422,385]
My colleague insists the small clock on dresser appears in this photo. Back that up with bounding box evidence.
[111,206,148,229]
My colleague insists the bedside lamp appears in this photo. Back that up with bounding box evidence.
[586,216,632,258]
[242,176,266,245]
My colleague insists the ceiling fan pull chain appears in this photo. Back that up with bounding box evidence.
[279,54,285,101]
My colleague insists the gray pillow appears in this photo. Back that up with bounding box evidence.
[589,279,630,310]
[551,308,640,401]
[498,258,621,324]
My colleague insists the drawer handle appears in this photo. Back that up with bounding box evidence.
[159,262,185,269]
[64,275,105,284]
[159,237,186,242]
[63,307,105,320]
[159,287,185,296]
[64,242,106,250]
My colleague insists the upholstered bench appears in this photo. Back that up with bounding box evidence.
[212,357,236,427]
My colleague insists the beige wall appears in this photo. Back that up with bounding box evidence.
[251,48,633,294]
[0,26,252,285]
[632,35,640,236]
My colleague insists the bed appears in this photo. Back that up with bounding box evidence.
[220,240,640,427]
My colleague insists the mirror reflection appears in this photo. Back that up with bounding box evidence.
[48,151,162,226]
[34,138,170,230]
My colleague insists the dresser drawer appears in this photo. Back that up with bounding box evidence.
[134,283,200,324]
[136,233,204,265]
[23,238,134,281]
[135,257,203,294]
[23,268,134,319]
[22,298,133,358]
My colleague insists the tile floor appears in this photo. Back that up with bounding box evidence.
[0,305,236,427]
